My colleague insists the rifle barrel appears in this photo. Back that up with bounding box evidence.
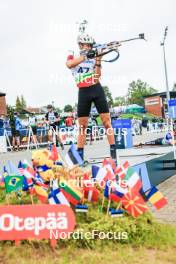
[120,37,142,43]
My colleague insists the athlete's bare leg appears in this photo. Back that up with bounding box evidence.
[100,112,117,162]
[100,113,115,145]
[77,117,89,148]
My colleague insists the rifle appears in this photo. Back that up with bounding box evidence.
[91,33,146,62]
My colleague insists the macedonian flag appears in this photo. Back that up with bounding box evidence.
[121,189,148,217]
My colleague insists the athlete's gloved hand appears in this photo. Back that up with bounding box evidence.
[86,49,96,59]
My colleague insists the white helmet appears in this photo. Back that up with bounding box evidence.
[77,33,95,44]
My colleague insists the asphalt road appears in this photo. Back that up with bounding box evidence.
[0,130,171,168]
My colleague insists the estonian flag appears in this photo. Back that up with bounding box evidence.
[75,204,88,213]
[65,144,84,168]
[109,208,124,218]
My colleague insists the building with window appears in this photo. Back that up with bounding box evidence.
[0,92,7,115]
[144,91,176,118]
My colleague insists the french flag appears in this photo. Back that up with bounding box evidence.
[93,166,115,186]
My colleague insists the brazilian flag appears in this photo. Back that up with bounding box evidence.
[4,175,24,193]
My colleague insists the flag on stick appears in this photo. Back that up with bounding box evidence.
[121,189,148,218]
[75,204,88,213]
[59,179,83,206]
[65,144,84,168]
[124,167,142,193]
[109,208,124,218]
[34,185,48,203]
[50,144,59,161]
[4,175,24,193]
[116,161,130,179]
[146,186,168,210]
[48,188,70,206]
[48,179,70,206]
[0,173,4,187]
[8,161,21,176]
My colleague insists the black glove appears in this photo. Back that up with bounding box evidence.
[86,49,96,59]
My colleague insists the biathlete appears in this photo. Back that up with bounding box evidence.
[66,33,117,162]
[135,131,173,147]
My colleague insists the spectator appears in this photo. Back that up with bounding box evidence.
[139,119,142,135]
[45,105,64,149]
[37,118,46,143]
[65,116,73,127]
[28,113,38,145]
[0,115,5,136]
[9,112,22,151]
[142,116,148,128]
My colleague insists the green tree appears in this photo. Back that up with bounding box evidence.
[21,95,27,109]
[15,96,23,113]
[172,83,176,91]
[64,104,73,112]
[103,86,114,107]
[55,107,62,114]
[7,105,14,115]
[127,79,158,106]
[113,96,126,106]
[7,105,15,129]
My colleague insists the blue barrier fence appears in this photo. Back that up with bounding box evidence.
[0,126,77,137]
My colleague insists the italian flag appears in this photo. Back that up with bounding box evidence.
[124,167,142,193]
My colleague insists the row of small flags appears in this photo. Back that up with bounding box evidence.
[0,144,168,218]
[102,160,168,217]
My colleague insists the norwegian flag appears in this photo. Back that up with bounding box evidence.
[34,173,49,191]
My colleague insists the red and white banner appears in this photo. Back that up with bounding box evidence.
[0,204,76,243]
